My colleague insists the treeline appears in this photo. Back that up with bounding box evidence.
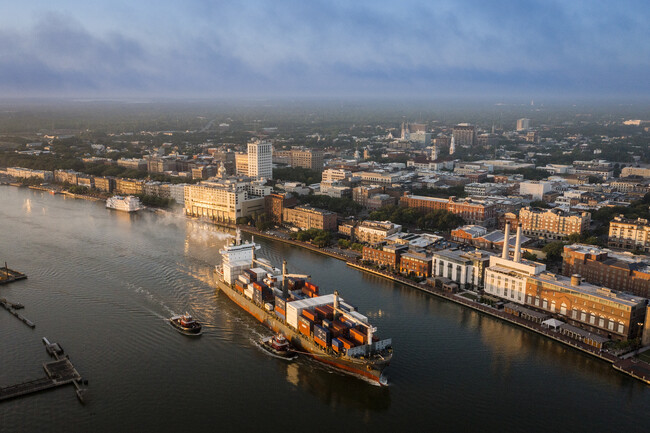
[369,205,465,232]
[591,193,650,224]
[273,167,322,185]
[410,185,466,198]
[298,194,362,216]
[289,228,331,247]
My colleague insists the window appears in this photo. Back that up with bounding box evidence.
[560,304,567,316]
[598,318,605,328]
[572,309,578,319]
[535,298,540,307]
[618,324,624,334]
[608,321,614,331]
[542,299,548,309]
[581,312,587,322]
[590,314,596,325]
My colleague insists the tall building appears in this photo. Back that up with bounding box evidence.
[608,216,650,252]
[452,124,476,146]
[235,153,249,176]
[518,207,591,240]
[247,139,273,180]
[282,205,337,231]
[516,118,530,131]
[449,136,456,155]
[519,181,553,200]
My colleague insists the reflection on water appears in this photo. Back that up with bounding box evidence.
[22,198,32,213]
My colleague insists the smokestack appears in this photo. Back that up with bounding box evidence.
[502,222,510,259]
[282,260,288,298]
[513,224,522,262]
[571,274,581,286]
[333,290,340,320]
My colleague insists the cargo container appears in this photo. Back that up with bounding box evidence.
[313,324,331,345]
[349,328,367,345]
[331,338,344,352]
[244,269,257,282]
[338,337,355,350]
[253,288,263,305]
[238,274,251,285]
[322,319,332,328]
[302,309,318,322]
[235,283,245,293]
[274,306,286,317]
[275,296,286,311]
[315,305,333,321]
[244,287,254,299]
[275,311,285,321]
[264,302,273,311]
[314,336,328,348]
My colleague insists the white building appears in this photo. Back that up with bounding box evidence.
[322,169,352,182]
[519,181,553,200]
[483,223,546,304]
[247,139,273,180]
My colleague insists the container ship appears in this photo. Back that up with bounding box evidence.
[215,229,392,385]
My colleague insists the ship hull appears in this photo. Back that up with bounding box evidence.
[215,275,390,385]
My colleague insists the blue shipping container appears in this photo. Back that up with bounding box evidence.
[331,338,343,349]
[314,324,331,343]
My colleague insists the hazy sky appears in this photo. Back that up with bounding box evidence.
[1,0,648,99]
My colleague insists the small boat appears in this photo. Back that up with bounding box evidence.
[260,334,297,360]
[170,313,202,336]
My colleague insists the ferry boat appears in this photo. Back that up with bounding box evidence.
[215,229,392,385]
[260,334,297,360]
[169,313,202,336]
[106,195,143,212]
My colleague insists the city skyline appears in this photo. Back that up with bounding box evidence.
[1,0,648,99]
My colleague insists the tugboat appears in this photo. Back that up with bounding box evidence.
[169,313,202,336]
[259,333,297,360]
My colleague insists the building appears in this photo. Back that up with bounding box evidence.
[570,160,613,180]
[94,176,116,193]
[184,177,271,223]
[432,249,492,290]
[516,118,530,131]
[362,243,408,270]
[322,169,352,182]
[519,181,553,200]
[563,244,650,298]
[115,178,145,195]
[452,123,476,146]
[451,225,488,243]
[247,139,273,180]
[621,165,650,178]
[608,216,650,252]
[282,205,337,231]
[519,207,590,240]
[169,183,189,205]
[7,167,53,181]
[143,181,171,198]
[235,153,249,176]
[289,148,324,171]
[358,171,400,186]
[356,220,402,244]
[77,175,95,189]
[400,195,497,226]
[484,224,647,341]
[400,250,433,277]
[117,158,147,171]
[465,182,500,197]
[54,169,81,185]
[264,193,298,225]
[353,186,395,210]
[319,181,352,198]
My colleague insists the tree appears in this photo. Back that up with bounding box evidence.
[542,241,566,262]
[530,200,550,209]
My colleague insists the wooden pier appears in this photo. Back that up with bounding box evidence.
[0,298,35,328]
[0,338,87,403]
[0,263,27,285]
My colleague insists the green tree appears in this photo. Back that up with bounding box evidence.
[542,241,566,262]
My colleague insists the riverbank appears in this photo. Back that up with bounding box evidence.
[346,261,650,386]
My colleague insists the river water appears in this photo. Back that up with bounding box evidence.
[0,186,648,433]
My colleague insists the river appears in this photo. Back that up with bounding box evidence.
[0,186,648,433]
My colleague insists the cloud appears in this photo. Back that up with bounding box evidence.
[0,1,648,97]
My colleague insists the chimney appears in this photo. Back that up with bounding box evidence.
[502,222,510,259]
[513,224,522,262]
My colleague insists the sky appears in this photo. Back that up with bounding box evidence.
[0,0,648,99]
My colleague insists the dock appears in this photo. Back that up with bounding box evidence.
[0,338,87,404]
[0,263,27,285]
[0,298,35,328]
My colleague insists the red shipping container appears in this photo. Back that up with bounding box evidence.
[253,282,263,291]
[315,306,333,321]
[235,283,245,293]
[274,306,286,316]
[332,344,340,353]
[314,336,328,348]
[299,322,311,337]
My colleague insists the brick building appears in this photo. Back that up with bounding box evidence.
[400,194,497,226]
[362,243,408,270]
[563,244,650,298]
[400,250,433,277]
[264,193,298,225]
